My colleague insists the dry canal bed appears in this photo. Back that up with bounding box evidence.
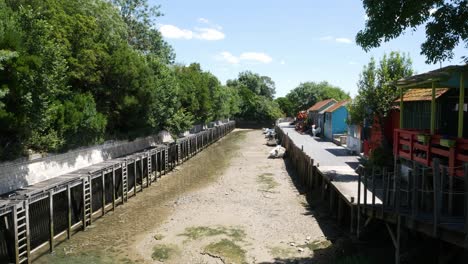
[35,129,373,264]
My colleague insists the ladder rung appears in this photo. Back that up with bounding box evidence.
[18,251,28,258]
[18,230,26,236]
[17,216,26,222]
[18,243,27,250]
[17,223,26,229]
[18,236,27,243]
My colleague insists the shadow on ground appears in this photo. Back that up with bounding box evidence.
[256,159,395,264]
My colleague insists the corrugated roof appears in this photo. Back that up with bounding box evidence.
[308,99,337,111]
[396,88,449,102]
[325,100,349,113]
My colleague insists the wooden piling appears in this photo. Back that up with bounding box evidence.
[101,171,105,216]
[49,191,54,253]
[67,185,72,239]
[433,158,440,236]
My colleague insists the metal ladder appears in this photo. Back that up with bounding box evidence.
[15,202,29,264]
[147,153,152,185]
[164,147,168,174]
[83,177,92,228]
[122,162,128,202]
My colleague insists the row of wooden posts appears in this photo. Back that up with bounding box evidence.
[275,127,356,232]
[357,158,468,249]
[276,125,468,264]
[0,121,235,264]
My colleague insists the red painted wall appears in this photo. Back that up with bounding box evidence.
[364,109,400,156]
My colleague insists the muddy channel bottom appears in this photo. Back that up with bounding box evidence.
[35,130,247,264]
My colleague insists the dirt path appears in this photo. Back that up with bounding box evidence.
[135,130,334,264]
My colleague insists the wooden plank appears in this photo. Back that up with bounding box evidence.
[433,158,440,236]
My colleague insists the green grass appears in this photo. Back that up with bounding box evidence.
[257,173,279,192]
[204,239,247,264]
[298,239,332,251]
[151,244,178,261]
[179,226,246,241]
[269,246,297,258]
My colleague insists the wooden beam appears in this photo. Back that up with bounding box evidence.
[458,73,465,138]
[431,81,436,135]
[399,87,404,129]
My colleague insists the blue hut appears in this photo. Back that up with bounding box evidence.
[307,99,336,136]
[324,100,349,140]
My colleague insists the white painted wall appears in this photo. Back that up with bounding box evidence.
[0,136,159,195]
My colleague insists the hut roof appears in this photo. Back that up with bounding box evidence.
[325,100,349,113]
[308,99,337,111]
[396,88,449,102]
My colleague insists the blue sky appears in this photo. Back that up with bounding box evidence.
[151,0,466,97]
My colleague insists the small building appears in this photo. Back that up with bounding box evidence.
[324,100,349,141]
[307,99,337,135]
[394,65,468,176]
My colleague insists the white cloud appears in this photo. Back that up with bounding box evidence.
[335,38,352,44]
[195,28,225,40]
[364,14,369,20]
[280,60,286,65]
[320,36,353,44]
[348,61,357,65]
[240,52,273,63]
[319,35,333,41]
[159,24,193,39]
[219,52,240,64]
[198,17,209,23]
[429,8,438,15]
[159,22,225,41]
[217,51,273,64]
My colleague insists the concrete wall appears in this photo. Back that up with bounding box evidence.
[0,136,160,195]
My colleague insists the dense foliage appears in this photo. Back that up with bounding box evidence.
[0,0,245,160]
[348,52,414,147]
[276,81,350,116]
[227,71,282,122]
[357,0,468,63]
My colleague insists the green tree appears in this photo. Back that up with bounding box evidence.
[357,0,468,63]
[227,71,276,99]
[285,81,349,114]
[349,52,414,148]
[275,97,295,117]
[111,0,175,63]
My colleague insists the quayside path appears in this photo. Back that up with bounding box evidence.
[278,123,382,206]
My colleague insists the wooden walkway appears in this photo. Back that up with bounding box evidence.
[278,123,382,206]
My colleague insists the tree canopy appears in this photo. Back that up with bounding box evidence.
[0,0,244,160]
[348,51,414,147]
[356,0,468,63]
[283,81,349,115]
[227,71,282,122]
